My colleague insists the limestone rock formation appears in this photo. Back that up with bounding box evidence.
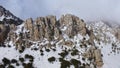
[83,46,103,68]
[2,6,119,68]
[23,15,62,41]
[59,14,87,37]
[24,18,34,40]
[0,7,106,67]
[94,49,104,67]
[33,25,40,41]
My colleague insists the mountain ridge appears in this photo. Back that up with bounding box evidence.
[0,6,23,25]
[0,6,120,68]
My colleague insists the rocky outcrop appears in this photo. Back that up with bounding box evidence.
[17,14,88,43]
[0,8,105,67]
[87,29,96,45]
[59,14,87,37]
[83,46,103,67]
[0,6,23,25]
[24,18,34,40]
[0,24,10,44]
[2,14,91,51]
[0,6,23,45]
[23,16,62,41]
[3,14,96,50]
[2,6,120,68]
[94,49,103,67]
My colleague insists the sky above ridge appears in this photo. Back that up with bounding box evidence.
[0,0,120,23]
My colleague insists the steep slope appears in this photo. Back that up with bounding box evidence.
[0,6,23,25]
[0,6,23,45]
[0,6,120,68]
[89,21,120,68]
[0,14,104,68]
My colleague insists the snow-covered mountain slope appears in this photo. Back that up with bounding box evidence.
[0,6,120,68]
[0,34,91,68]
[89,21,120,68]
[0,6,23,25]
[1,20,120,68]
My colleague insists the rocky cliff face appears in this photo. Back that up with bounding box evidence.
[0,6,23,45]
[22,14,87,41]
[0,6,120,68]
[4,14,104,68]
[8,14,87,47]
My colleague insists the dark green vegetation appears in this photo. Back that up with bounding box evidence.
[48,56,56,63]
[58,50,68,58]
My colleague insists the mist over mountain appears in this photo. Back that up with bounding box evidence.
[0,0,120,23]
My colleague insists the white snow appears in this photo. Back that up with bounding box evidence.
[0,20,120,68]
[1,33,120,68]
[0,15,5,21]
[101,43,120,68]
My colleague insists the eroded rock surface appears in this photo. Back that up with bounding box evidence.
[0,12,105,68]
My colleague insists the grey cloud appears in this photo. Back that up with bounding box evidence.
[0,0,120,23]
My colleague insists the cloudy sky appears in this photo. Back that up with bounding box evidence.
[0,0,120,23]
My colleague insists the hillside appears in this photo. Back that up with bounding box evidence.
[0,6,120,68]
